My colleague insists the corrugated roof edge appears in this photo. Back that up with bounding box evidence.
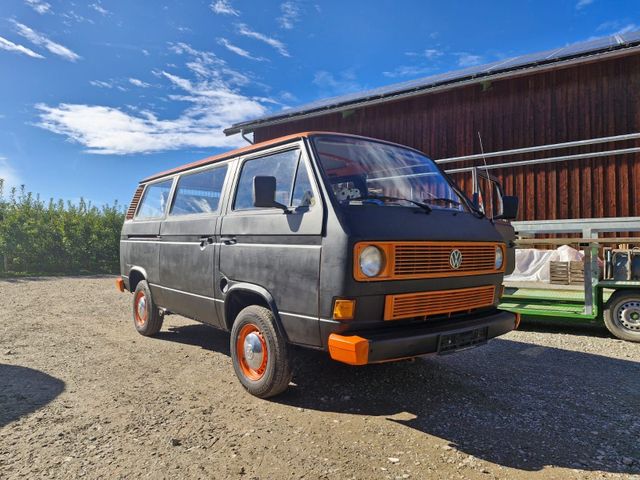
[224,30,640,136]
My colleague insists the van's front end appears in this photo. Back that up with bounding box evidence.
[308,134,519,365]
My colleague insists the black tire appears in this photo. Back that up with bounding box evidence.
[132,280,164,337]
[230,305,292,398]
[603,290,640,342]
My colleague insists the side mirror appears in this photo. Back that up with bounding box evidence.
[495,195,519,220]
[253,176,288,211]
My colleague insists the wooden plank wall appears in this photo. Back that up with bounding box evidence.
[254,54,640,222]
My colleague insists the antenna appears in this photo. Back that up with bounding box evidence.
[477,131,493,219]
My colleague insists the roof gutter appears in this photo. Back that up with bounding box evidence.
[224,44,640,136]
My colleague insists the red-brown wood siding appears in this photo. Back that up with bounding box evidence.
[253,54,640,223]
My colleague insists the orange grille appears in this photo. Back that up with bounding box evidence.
[126,185,145,220]
[384,285,495,321]
[354,242,505,281]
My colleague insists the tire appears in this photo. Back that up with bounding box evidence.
[603,290,640,342]
[230,305,292,398]
[132,280,164,337]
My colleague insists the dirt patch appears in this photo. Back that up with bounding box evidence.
[1,277,639,479]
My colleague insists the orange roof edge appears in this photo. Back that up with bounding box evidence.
[139,131,416,183]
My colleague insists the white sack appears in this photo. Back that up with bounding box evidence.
[504,245,583,282]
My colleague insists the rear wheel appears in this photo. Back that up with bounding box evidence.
[604,291,640,342]
[230,305,292,398]
[132,280,164,336]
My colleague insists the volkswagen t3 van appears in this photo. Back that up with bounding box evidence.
[118,132,519,398]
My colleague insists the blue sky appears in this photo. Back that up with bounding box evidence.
[0,0,638,208]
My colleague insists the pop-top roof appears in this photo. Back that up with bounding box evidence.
[224,30,640,136]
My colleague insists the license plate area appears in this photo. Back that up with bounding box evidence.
[437,327,488,355]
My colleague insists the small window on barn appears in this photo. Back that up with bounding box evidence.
[135,179,173,219]
[170,165,228,216]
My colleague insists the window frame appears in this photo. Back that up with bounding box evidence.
[168,162,230,218]
[231,144,318,213]
[134,177,176,221]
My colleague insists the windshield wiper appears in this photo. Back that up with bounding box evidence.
[423,197,461,206]
[348,194,432,213]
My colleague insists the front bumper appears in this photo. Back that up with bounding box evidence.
[328,310,518,365]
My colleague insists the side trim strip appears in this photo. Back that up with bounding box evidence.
[149,283,217,301]
[279,310,320,321]
[122,240,201,245]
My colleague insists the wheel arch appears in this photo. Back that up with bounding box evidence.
[223,283,288,342]
[127,267,148,293]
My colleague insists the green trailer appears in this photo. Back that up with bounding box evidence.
[499,237,640,342]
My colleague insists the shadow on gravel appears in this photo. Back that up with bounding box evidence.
[154,323,640,474]
[279,339,640,475]
[0,364,65,427]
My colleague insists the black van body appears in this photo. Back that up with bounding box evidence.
[119,132,518,397]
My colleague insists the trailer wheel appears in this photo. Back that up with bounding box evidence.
[230,305,292,398]
[604,291,640,343]
[132,280,164,336]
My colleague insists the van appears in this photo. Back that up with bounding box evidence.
[118,132,519,398]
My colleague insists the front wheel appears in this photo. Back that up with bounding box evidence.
[132,280,164,336]
[603,291,640,342]
[230,306,292,398]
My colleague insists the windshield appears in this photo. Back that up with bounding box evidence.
[312,136,468,212]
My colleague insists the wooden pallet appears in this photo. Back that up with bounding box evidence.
[550,261,584,285]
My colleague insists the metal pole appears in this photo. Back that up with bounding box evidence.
[437,132,640,164]
[444,147,640,174]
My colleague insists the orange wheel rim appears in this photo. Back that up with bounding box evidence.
[236,324,268,381]
[134,290,148,326]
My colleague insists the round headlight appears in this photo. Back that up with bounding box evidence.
[359,246,384,277]
[495,246,504,270]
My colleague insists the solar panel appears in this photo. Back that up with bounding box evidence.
[227,30,640,134]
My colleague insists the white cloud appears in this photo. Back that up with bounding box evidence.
[383,65,433,78]
[0,157,21,191]
[217,38,265,61]
[456,52,483,67]
[0,35,44,59]
[90,2,110,15]
[597,21,638,35]
[142,49,150,56]
[313,69,362,95]
[35,44,270,155]
[278,1,300,29]
[89,80,113,88]
[236,23,290,57]
[24,0,51,14]
[211,0,239,16]
[576,0,594,9]
[129,78,151,88]
[12,21,81,62]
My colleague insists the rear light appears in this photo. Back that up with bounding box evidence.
[333,299,356,320]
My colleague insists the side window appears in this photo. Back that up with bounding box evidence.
[170,165,228,216]
[135,179,173,219]
[291,162,316,208]
[234,149,300,210]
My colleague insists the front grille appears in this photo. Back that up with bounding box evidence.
[384,285,495,321]
[393,242,501,279]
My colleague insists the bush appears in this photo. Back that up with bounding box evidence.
[0,180,125,275]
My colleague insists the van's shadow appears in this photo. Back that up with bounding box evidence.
[0,364,65,427]
[157,323,640,473]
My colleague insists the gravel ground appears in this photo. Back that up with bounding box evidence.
[0,276,639,480]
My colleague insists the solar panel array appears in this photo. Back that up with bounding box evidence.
[226,30,640,134]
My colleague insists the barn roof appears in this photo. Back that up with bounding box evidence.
[225,30,640,136]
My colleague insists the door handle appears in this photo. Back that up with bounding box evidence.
[199,236,214,248]
[221,236,237,245]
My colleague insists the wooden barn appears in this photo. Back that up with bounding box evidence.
[225,31,640,231]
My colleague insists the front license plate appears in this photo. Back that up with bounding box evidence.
[437,327,489,355]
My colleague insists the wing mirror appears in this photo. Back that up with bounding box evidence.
[253,176,289,212]
[495,195,519,220]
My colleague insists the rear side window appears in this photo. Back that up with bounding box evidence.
[234,149,315,210]
[170,165,228,216]
[135,179,173,219]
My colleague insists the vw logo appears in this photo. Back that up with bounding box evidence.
[449,249,463,269]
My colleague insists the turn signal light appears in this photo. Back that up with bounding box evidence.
[333,299,356,320]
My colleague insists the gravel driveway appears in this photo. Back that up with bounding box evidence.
[1,276,638,479]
